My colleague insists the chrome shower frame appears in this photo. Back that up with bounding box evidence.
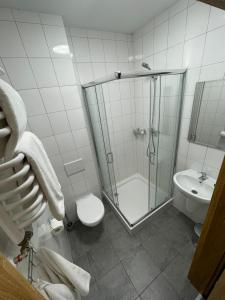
[82,69,186,233]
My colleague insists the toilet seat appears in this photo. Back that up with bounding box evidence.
[76,194,105,227]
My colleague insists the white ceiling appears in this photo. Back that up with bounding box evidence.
[0,0,177,33]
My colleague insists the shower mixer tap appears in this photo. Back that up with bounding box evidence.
[133,128,146,137]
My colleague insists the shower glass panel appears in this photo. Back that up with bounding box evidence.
[83,70,185,230]
[153,74,184,209]
[85,86,118,206]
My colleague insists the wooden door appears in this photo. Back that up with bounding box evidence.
[198,0,225,10]
[208,268,225,300]
[188,156,225,298]
[0,253,44,300]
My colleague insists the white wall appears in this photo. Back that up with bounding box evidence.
[0,9,101,223]
[66,27,138,182]
[133,0,225,221]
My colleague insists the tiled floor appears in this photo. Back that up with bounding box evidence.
[68,202,198,300]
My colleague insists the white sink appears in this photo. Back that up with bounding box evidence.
[173,169,216,204]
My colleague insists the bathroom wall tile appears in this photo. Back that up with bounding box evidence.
[12,9,40,23]
[154,10,169,27]
[169,0,188,17]
[19,89,45,116]
[48,111,70,134]
[77,63,94,83]
[143,31,154,57]
[92,63,106,80]
[203,26,225,65]
[67,108,86,130]
[154,22,168,53]
[154,50,167,70]
[44,25,69,58]
[166,44,184,69]
[55,132,76,153]
[204,147,225,169]
[116,40,129,62]
[103,39,117,62]
[40,87,64,112]
[73,128,90,147]
[17,23,49,57]
[52,58,76,86]
[168,10,187,47]
[183,34,205,68]
[184,68,200,95]
[208,7,225,31]
[3,58,37,89]
[60,85,82,109]
[89,38,105,62]
[72,37,90,62]
[0,21,26,57]
[28,115,53,138]
[199,62,225,81]
[0,8,14,21]
[30,58,58,87]
[186,2,210,40]
[39,13,64,26]
[41,136,59,156]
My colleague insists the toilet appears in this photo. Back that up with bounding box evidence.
[76,193,105,227]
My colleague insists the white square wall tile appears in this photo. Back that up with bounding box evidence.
[168,10,187,47]
[67,108,86,130]
[72,37,90,62]
[143,31,154,57]
[183,34,205,68]
[0,21,26,57]
[103,39,117,62]
[186,2,210,40]
[41,136,59,156]
[52,58,76,86]
[154,22,168,53]
[28,115,53,138]
[92,63,106,79]
[204,148,224,169]
[39,13,63,26]
[19,89,45,116]
[3,58,36,89]
[0,8,14,21]
[89,38,105,62]
[203,26,225,65]
[60,86,82,109]
[208,7,225,31]
[167,44,184,69]
[17,23,49,57]
[73,128,90,147]
[44,25,69,58]
[40,87,64,113]
[12,9,40,23]
[55,132,76,153]
[77,63,94,84]
[48,111,70,134]
[116,41,129,62]
[29,58,57,88]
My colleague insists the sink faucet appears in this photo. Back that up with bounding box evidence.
[199,171,208,183]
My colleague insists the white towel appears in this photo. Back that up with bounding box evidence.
[15,131,65,221]
[37,247,91,297]
[0,79,27,159]
[34,280,81,300]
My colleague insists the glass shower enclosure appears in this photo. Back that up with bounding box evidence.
[83,69,186,231]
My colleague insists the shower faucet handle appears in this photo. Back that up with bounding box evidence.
[133,128,146,137]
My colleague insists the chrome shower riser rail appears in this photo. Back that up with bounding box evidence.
[82,69,186,88]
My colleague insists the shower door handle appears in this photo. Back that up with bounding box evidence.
[106,152,114,164]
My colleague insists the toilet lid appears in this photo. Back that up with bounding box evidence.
[76,194,105,224]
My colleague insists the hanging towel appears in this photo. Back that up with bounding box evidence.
[37,247,91,297]
[0,79,27,159]
[15,131,65,220]
[34,280,81,300]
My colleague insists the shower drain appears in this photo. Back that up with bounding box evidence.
[191,189,198,195]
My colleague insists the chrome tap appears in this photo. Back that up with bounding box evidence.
[199,171,208,183]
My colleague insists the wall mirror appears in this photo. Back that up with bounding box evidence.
[188,79,225,150]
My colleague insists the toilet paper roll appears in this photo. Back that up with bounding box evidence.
[220,131,225,137]
[50,218,64,236]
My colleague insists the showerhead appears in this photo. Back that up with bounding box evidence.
[141,62,151,70]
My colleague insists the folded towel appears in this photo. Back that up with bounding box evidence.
[34,280,81,300]
[0,79,27,159]
[37,247,91,297]
[15,131,65,220]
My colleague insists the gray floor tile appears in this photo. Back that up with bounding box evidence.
[122,245,161,294]
[87,239,120,280]
[162,254,197,298]
[97,264,138,300]
[103,210,127,238]
[142,232,179,271]
[111,229,141,260]
[134,221,159,243]
[140,273,180,300]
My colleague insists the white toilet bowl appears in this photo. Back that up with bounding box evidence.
[76,193,105,227]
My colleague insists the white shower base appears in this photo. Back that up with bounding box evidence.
[116,173,156,225]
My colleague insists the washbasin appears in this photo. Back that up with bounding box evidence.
[173,169,216,204]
